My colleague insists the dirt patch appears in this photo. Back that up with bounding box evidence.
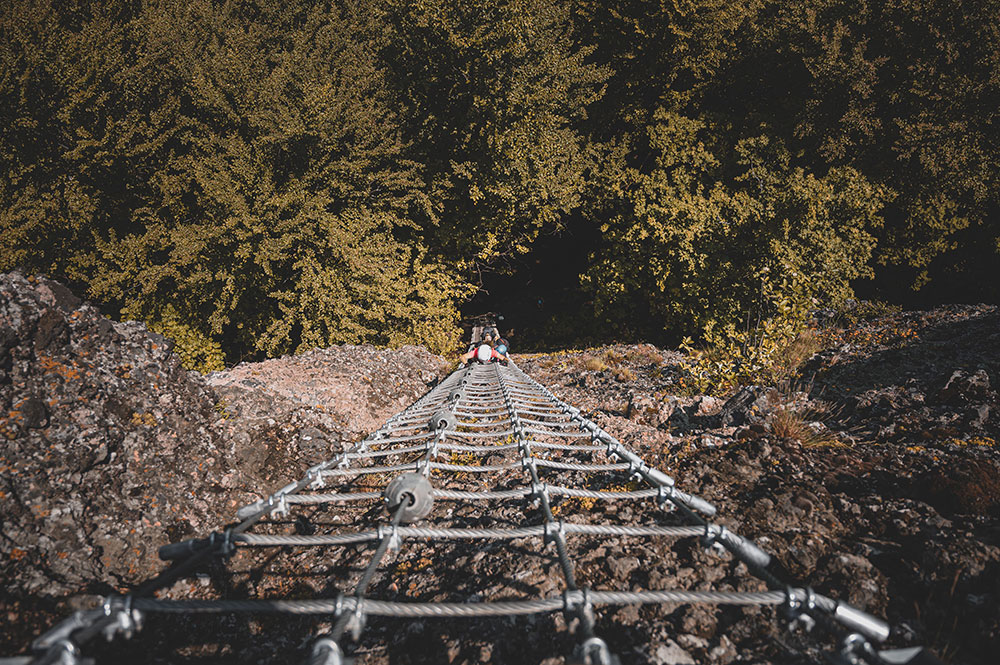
[920,459,1000,515]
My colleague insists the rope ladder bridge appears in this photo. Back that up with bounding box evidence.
[16,327,943,665]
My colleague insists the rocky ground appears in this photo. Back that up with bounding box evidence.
[2,272,998,664]
[0,272,449,655]
[516,305,1000,664]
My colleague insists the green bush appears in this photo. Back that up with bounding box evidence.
[678,299,810,395]
[0,0,468,360]
[585,110,887,346]
[148,306,225,373]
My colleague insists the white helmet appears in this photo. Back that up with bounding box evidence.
[476,344,492,363]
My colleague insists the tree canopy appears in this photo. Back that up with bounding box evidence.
[2,0,997,366]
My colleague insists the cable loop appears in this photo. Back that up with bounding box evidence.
[543,520,564,545]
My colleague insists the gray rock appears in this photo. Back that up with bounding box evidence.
[694,395,723,416]
[34,308,68,352]
[627,392,674,427]
[719,386,776,426]
[18,397,48,429]
[606,555,640,580]
[937,369,991,405]
[651,640,695,665]
[969,403,990,428]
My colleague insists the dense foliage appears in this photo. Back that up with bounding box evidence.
[2,0,997,367]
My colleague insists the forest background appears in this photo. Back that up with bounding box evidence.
[2,0,998,372]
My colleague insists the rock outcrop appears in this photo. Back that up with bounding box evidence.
[519,305,1000,664]
[3,272,997,664]
[0,272,448,654]
[1,273,240,650]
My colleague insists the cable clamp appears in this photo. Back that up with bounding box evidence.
[49,639,79,665]
[656,485,677,511]
[562,588,582,614]
[782,587,817,633]
[574,635,616,665]
[209,529,235,557]
[311,637,343,665]
[700,524,728,556]
[543,520,564,545]
[101,596,140,641]
[784,586,801,614]
[347,600,366,642]
[835,633,874,665]
[308,467,326,489]
[377,524,401,555]
[563,587,599,639]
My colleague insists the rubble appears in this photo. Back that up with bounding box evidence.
[2,271,997,664]
[519,304,999,664]
[0,272,448,656]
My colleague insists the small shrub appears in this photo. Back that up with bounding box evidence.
[214,399,232,420]
[130,412,157,427]
[625,345,664,365]
[612,366,636,382]
[601,349,625,366]
[769,329,825,382]
[582,355,608,372]
[679,300,810,395]
[769,406,843,447]
[767,380,844,448]
[147,305,225,373]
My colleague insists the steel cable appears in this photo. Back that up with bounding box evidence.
[27,352,892,665]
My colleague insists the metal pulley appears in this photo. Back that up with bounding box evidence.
[448,388,465,403]
[428,410,456,431]
[569,637,619,665]
[383,473,434,523]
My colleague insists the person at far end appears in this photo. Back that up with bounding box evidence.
[467,330,495,353]
[460,340,509,366]
[493,340,510,366]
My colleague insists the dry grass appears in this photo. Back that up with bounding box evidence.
[612,366,636,382]
[768,379,845,448]
[625,345,664,365]
[573,346,652,383]
[769,406,845,447]
[769,329,825,383]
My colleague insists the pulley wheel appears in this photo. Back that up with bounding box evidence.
[383,473,434,523]
[428,410,456,431]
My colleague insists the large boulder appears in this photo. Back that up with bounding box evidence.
[0,273,245,651]
[0,272,450,654]
[718,386,777,427]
